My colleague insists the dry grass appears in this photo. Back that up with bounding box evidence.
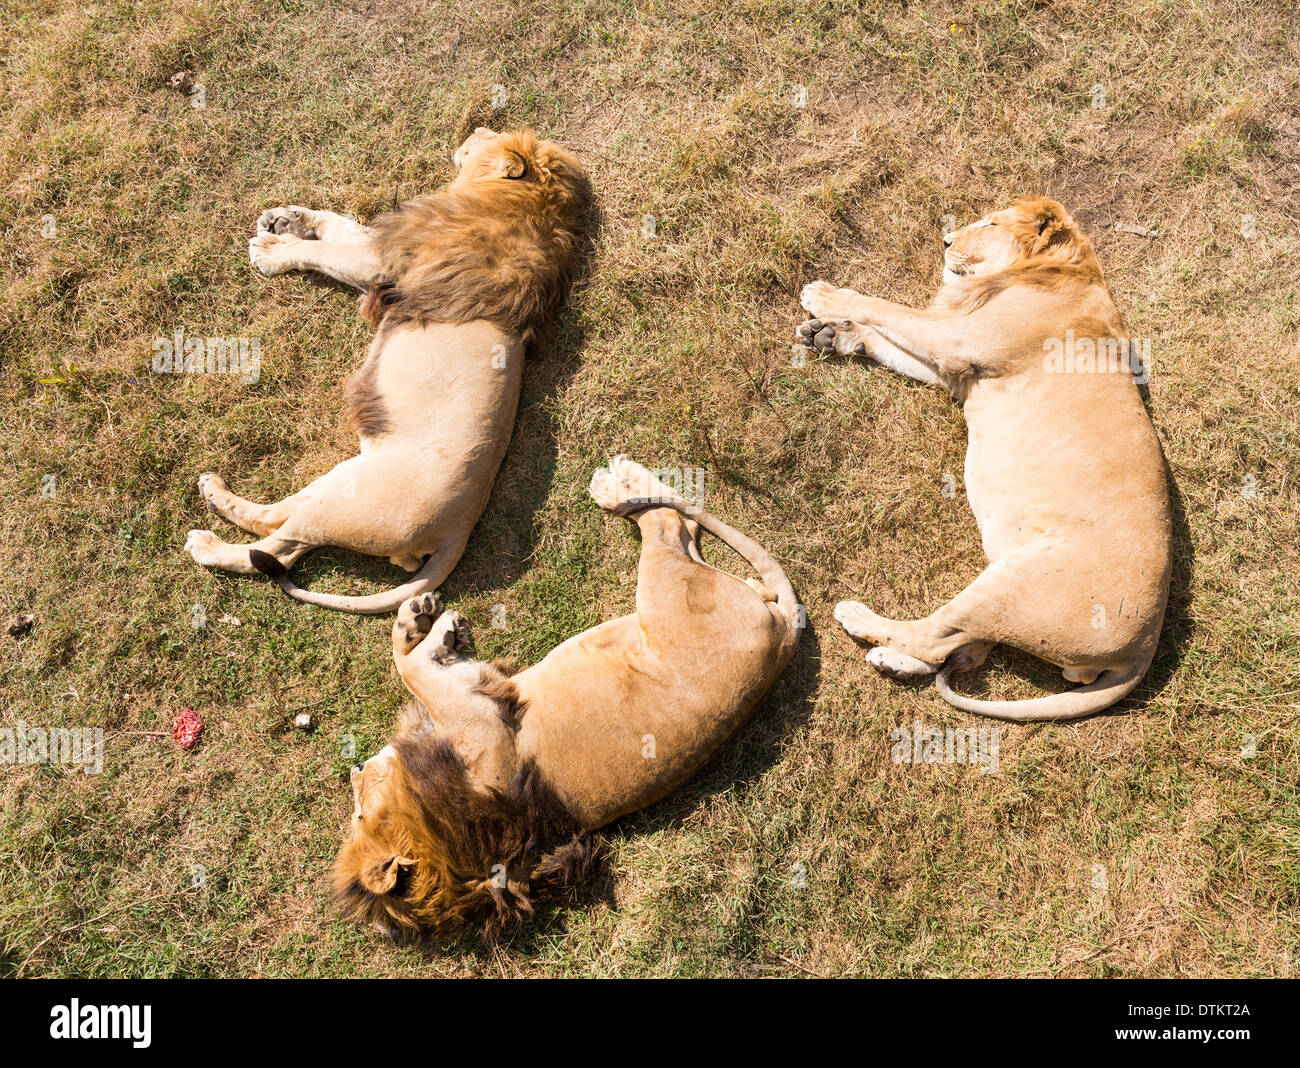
[1,0,1298,977]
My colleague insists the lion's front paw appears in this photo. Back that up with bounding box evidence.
[249,232,304,275]
[800,280,858,322]
[256,206,320,239]
[394,593,443,655]
[429,611,473,665]
[795,318,869,357]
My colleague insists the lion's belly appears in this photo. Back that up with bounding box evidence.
[961,372,1169,566]
[514,614,782,830]
[375,320,524,432]
[962,416,1056,563]
[348,320,525,551]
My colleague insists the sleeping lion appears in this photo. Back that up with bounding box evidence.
[335,456,801,936]
[184,128,590,612]
[797,196,1172,721]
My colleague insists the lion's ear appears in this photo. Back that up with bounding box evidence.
[1030,199,1070,250]
[359,854,416,895]
[494,148,530,180]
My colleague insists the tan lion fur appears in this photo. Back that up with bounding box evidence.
[334,457,801,936]
[185,129,591,613]
[798,196,1172,721]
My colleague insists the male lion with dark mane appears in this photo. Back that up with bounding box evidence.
[797,196,1172,721]
[184,128,590,612]
[335,457,801,936]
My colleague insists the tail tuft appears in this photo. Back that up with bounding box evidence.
[249,549,287,579]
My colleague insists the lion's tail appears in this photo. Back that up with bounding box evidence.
[934,655,1151,722]
[249,547,452,615]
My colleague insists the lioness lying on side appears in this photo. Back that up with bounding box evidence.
[184,128,590,612]
[797,196,1171,721]
[336,456,801,936]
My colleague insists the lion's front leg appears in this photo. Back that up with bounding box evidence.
[795,317,943,386]
[257,206,372,243]
[248,206,384,289]
[249,233,385,288]
[800,280,981,380]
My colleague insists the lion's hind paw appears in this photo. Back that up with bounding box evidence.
[588,455,684,515]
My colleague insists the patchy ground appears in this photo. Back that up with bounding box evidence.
[1,0,1297,977]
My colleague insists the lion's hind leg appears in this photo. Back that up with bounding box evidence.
[188,455,375,575]
[589,457,769,642]
[835,600,973,670]
[184,528,313,576]
[838,539,1091,678]
[198,472,314,537]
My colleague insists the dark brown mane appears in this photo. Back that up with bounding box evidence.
[343,349,390,438]
[473,661,527,730]
[333,700,601,939]
[359,131,592,349]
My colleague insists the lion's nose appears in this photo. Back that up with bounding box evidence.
[943,232,955,248]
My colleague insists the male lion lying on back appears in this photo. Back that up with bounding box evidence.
[335,457,801,936]
[797,196,1172,721]
[184,128,590,612]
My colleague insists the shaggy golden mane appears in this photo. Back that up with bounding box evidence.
[333,696,601,939]
[358,130,592,347]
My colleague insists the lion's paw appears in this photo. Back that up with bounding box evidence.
[184,529,223,567]
[429,610,473,665]
[249,232,303,275]
[256,206,320,239]
[394,593,442,654]
[587,465,623,512]
[800,280,855,322]
[866,645,938,680]
[795,318,868,357]
[834,600,884,642]
[588,455,683,515]
[197,471,229,513]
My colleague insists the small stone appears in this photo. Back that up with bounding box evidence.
[6,613,35,638]
[293,712,316,730]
